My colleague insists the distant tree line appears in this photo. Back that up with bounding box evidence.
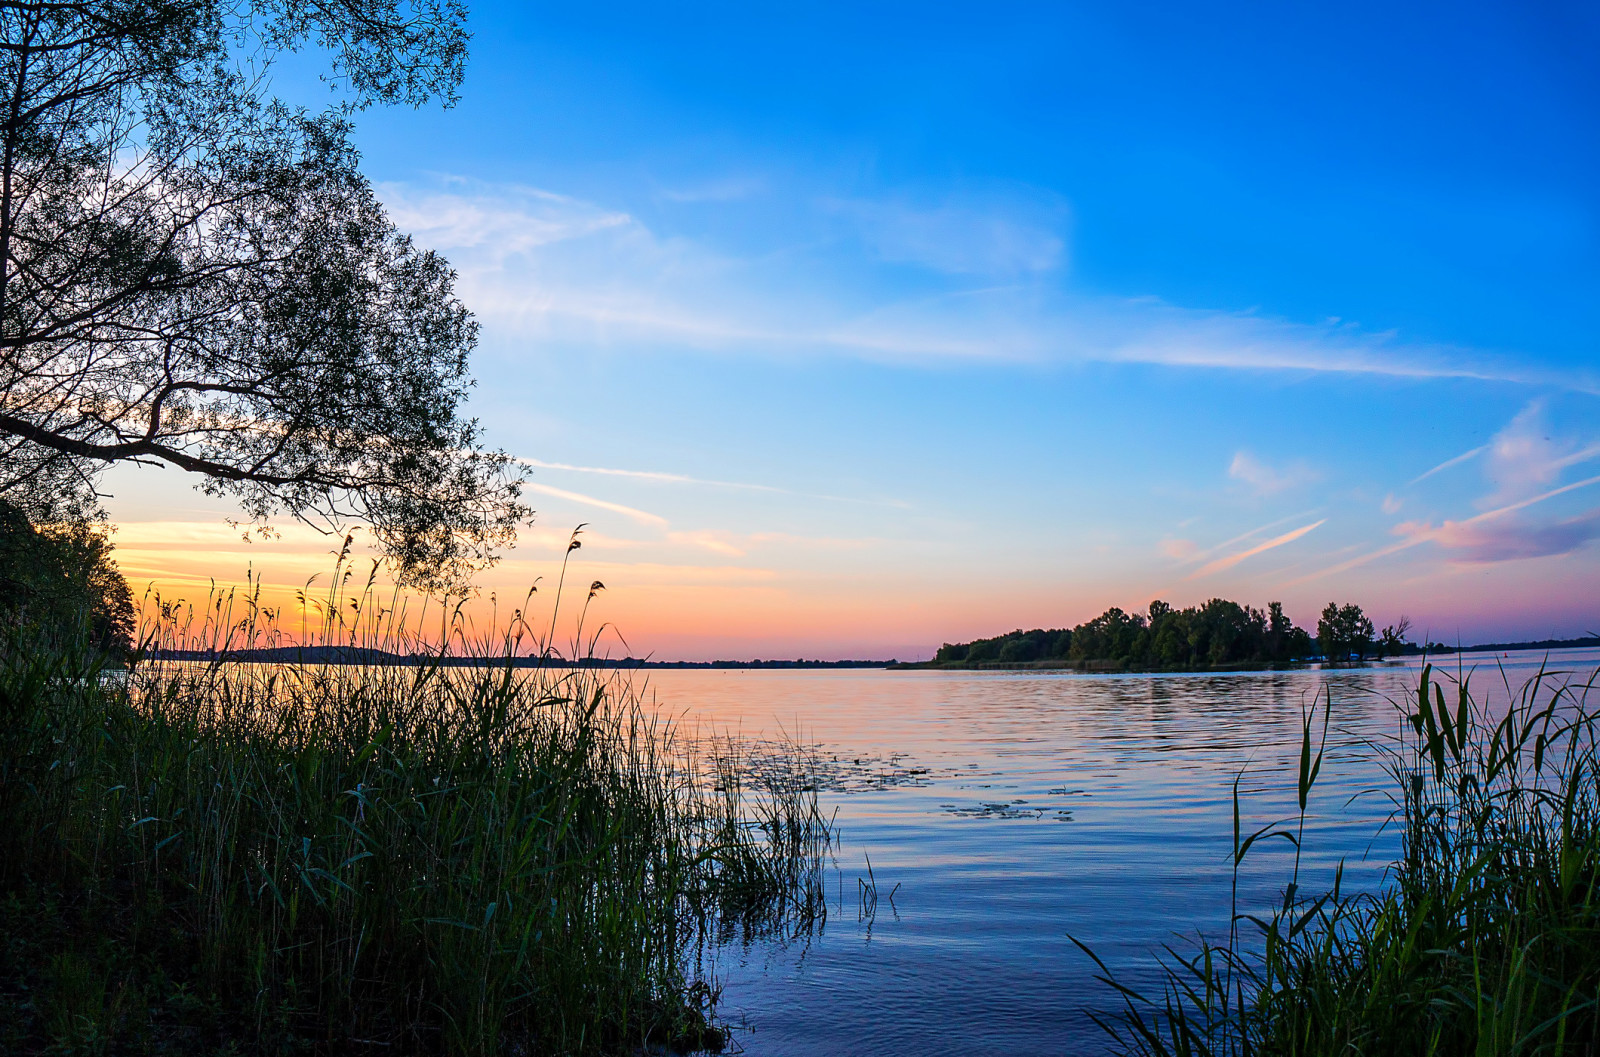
[143,650,898,670]
[933,599,1415,669]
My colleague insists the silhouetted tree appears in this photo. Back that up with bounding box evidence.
[998,634,1040,663]
[1069,607,1147,664]
[1266,601,1290,659]
[0,0,525,588]
[1318,602,1375,662]
[0,499,133,654]
[1375,616,1414,659]
[938,597,1318,669]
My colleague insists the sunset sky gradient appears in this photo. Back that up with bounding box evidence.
[100,1,1599,659]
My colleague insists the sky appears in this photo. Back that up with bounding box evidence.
[101,0,1600,659]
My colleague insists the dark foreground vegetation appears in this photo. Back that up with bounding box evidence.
[924,599,1417,671]
[1087,662,1600,1055]
[0,571,831,1054]
[0,500,135,657]
[0,0,528,591]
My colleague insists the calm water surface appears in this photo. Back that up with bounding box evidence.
[641,648,1600,1057]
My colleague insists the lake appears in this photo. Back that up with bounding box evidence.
[638,648,1600,1056]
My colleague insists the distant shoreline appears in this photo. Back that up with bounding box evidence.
[141,647,898,669]
[140,637,1600,671]
[892,636,1600,672]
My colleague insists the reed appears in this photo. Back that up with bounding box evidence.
[0,550,831,1054]
[1083,660,1600,1056]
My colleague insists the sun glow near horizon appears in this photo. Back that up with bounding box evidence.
[109,463,1600,662]
[99,0,1599,657]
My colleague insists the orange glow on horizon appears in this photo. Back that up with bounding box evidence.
[110,512,1600,662]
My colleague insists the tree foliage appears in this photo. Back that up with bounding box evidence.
[1317,601,1376,662]
[0,0,526,589]
[935,597,1324,669]
[0,498,133,654]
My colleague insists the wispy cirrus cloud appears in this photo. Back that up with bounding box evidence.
[521,457,786,492]
[665,529,746,556]
[382,179,630,261]
[1159,537,1200,560]
[1480,401,1600,507]
[1286,471,1600,585]
[821,194,1067,275]
[378,177,1600,392]
[655,176,766,203]
[517,457,910,509]
[1160,509,1321,566]
[521,476,899,559]
[493,558,781,588]
[1394,509,1600,563]
[1187,519,1326,579]
[1411,444,1488,484]
[522,482,667,528]
[1229,451,1320,495]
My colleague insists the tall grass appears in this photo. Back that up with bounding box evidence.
[0,550,831,1054]
[698,734,833,943]
[1083,660,1600,1056]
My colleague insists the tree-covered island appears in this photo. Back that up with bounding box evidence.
[910,599,1418,671]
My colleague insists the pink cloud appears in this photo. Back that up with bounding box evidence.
[1188,519,1326,578]
[1159,538,1199,560]
[1394,509,1600,564]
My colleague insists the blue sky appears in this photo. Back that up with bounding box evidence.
[106,1,1600,657]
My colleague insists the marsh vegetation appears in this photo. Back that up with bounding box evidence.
[1087,661,1600,1056]
[0,567,832,1054]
